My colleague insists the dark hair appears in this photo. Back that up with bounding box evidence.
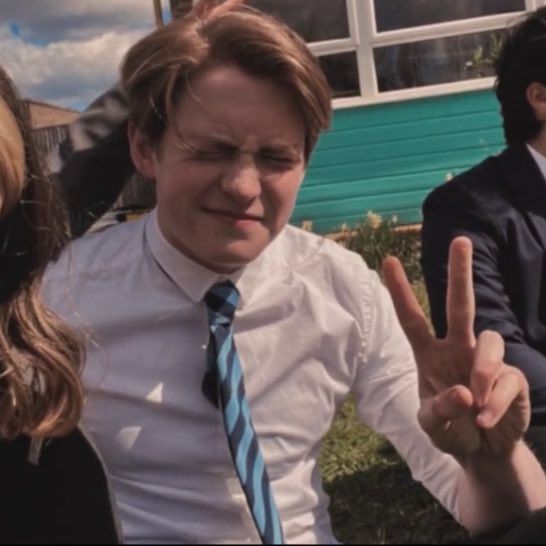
[0,66,83,439]
[495,7,546,145]
[121,0,332,162]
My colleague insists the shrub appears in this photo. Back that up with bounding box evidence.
[343,212,423,283]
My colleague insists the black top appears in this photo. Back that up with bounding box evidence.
[0,430,119,544]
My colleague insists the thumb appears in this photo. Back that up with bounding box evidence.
[419,386,473,438]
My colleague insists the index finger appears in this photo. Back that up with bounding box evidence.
[382,256,432,357]
[446,237,476,346]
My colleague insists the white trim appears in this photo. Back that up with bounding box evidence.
[332,77,495,110]
[345,0,359,42]
[308,38,355,56]
[354,0,378,100]
[369,12,525,47]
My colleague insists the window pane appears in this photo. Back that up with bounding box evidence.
[318,52,360,99]
[249,0,349,42]
[374,0,525,32]
[374,30,505,92]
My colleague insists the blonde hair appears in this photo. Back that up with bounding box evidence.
[0,97,24,219]
[121,0,332,161]
[0,66,83,439]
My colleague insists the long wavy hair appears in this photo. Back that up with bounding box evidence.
[0,66,83,440]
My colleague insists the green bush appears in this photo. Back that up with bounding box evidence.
[343,213,423,283]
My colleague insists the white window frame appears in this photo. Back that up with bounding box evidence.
[189,0,544,109]
[308,0,542,109]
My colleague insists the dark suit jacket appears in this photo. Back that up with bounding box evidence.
[421,144,546,426]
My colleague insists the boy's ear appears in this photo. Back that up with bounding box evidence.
[526,82,546,123]
[128,121,157,179]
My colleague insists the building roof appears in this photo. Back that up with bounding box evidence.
[25,99,80,129]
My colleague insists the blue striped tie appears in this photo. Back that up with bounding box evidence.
[204,281,284,545]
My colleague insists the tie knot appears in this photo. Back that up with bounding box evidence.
[205,280,240,326]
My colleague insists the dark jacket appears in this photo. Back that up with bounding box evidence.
[421,144,546,426]
[48,83,133,238]
[0,430,121,544]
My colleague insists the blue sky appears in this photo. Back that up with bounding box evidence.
[0,0,172,111]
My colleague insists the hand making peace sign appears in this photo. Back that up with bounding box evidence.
[383,237,530,461]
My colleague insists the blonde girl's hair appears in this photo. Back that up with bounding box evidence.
[0,66,83,439]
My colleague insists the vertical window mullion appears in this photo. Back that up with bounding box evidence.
[345,0,359,41]
[354,0,379,103]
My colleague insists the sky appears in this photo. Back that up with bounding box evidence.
[0,0,172,111]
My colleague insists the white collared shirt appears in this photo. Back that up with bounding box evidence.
[527,143,546,182]
[43,211,460,544]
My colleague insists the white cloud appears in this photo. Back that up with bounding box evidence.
[1,0,158,42]
[1,27,150,109]
[0,0,160,109]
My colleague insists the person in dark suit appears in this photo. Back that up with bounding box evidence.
[421,8,546,460]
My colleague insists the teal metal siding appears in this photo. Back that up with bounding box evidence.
[291,89,505,233]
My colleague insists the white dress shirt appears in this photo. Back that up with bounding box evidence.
[43,210,461,544]
[527,143,546,182]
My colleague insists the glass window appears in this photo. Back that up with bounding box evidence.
[249,0,350,42]
[169,0,192,18]
[318,52,360,99]
[374,0,525,32]
[374,29,505,92]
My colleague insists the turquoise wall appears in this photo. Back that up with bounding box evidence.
[291,89,505,234]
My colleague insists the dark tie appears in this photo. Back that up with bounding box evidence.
[204,281,284,545]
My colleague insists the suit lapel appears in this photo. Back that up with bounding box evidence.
[498,144,546,251]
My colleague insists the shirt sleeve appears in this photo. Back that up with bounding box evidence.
[352,270,462,520]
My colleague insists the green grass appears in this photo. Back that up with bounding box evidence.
[318,281,468,544]
[320,401,467,544]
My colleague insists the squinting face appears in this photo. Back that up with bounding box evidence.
[131,65,307,273]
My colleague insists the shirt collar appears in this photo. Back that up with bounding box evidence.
[527,143,546,182]
[144,209,266,306]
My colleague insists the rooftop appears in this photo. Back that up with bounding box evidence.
[25,99,80,129]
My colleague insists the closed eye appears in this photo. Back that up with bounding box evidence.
[192,149,233,161]
[259,153,298,169]
[190,145,237,162]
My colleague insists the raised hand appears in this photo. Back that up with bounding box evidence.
[383,237,530,460]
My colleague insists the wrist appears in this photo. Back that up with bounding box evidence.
[458,439,525,472]
[457,439,546,533]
